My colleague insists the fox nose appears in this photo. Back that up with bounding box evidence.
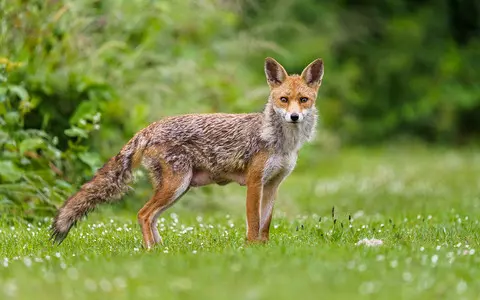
[290,113,299,122]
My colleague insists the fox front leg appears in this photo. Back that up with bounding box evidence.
[245,173,263,242]
[245,153,269,242]
[259,177,283,241]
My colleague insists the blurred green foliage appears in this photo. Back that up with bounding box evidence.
[0,59,102,217]
[240,0,480,142]
[0,0,478,216]
[1,0,266,157]
[1,0,478,149]
[2,0,479,146]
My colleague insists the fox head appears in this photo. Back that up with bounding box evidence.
[264,57,324,123]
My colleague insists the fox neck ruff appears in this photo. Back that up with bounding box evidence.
[261,101,317,154]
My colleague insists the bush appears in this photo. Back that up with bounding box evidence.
[1,0,271,157]
[0,59,101,219]
[2,0,479,148]
[0,0,275,218]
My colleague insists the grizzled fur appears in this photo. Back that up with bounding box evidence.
[51,57,324,246]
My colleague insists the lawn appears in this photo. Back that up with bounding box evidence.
[1,145,480,299]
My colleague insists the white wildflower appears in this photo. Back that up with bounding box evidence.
[390,260,398,268]
[456,280,467,294]
[356,238,383,247]
[23,257,32,268]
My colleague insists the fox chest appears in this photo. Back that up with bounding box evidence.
[262,153,298,183]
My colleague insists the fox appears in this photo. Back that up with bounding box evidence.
[51,57,324,248]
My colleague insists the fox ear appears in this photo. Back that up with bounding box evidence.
[301,59,324,88]
[264,57,288,87]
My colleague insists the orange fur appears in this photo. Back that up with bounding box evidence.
[137,158,189,248]
[245,151,269,241]
[271,76,317,113]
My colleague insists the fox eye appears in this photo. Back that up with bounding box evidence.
[300,97,309,103]
[280,97,288,103]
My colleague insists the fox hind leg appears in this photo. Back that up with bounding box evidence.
[150,180,190,245]
[138,161,192,249]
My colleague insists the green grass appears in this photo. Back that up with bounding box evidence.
[1,145,480,299]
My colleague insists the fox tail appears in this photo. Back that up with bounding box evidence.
[50,133,146,244]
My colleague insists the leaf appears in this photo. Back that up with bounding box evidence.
[54,179,73,191]
[0,198,15,205]
[4,111,20,126]
[19,138,45,154]
[0,161,23,182]
[69,101,99,125]
[78,151,102,169]
[0,86,8,99]
[64,126,88,138]
[0,129,8,144]
[8,85,29,101]
[0,183,37,193]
